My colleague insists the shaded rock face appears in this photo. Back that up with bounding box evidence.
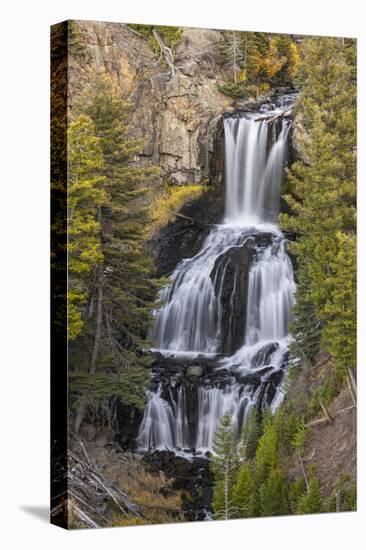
[151,184,224,277]
[111,398,144,451]
[69,23,232,189]
[211,244,254,354]
[210,232,274,355]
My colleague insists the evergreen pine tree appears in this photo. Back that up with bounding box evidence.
[280,37,356,377]
[219,31,299,97]
[69,71,160,431]
[242,408,262,460]
[259,468,289,516]
[289,267,321,366]
[82,71,159,373]
[254,414,279,485]
[211,414,240,520]
[321,231,356,373]
[232,462,257,518]
[271,34,300,85]
[67,115,106,340]
[289,478,307,513]
[297,474,323,514]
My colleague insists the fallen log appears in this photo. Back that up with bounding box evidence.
[69,501,101,529]
[68,450,142,519]
[69,490,109,524]
[347,366,357,395]
[304,404,356,428]
[254,106,292,123]
[319,398,332,423]
[346,373,357,406]
[304,417,329,428]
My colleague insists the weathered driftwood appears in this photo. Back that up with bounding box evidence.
[319,398,332,423]
[304,417,329,428]
[173,211,195,223]
[69,490,109,524]
[347,366,357,396]
[69,450,142,518]
[303,448,316,463]
[60,446,143,528]
[69,500,101,529]
[346,373,357,406]
[305,404,356,428]
[254,106,292,123]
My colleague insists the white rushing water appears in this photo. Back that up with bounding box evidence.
[224,115,290,224]
[151,226,254,355]
[137,98,296,455]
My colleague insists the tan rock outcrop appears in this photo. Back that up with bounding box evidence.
[68,21,233,187]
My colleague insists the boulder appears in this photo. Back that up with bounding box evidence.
[186,365,204,377]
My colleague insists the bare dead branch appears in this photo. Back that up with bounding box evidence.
[346,373,357,406]
[69,500,101,529]
[152,28,178,78]
[319,398,332,423]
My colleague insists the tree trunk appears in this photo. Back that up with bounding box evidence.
[74,267,104,434]
[347,366,357,395]
[90,267,104,374]
[224,462,229,520]
[298,454,309,493]
[152,28,177,77]
[233,32,237,84]
[346,372,357,406]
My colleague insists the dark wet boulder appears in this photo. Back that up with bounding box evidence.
[112,399,144,451]
[186,365,204,377]
[210,244,254,354]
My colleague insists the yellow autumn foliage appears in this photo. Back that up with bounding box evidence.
[287,41,301,77]
[151,184,206,234]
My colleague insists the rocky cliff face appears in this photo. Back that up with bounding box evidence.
[69,22,234,189]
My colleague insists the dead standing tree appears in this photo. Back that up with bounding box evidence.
[152,28,178,78]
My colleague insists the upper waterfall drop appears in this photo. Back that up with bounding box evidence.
[224,114,291,226]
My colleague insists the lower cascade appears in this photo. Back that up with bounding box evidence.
[137,95,296,457]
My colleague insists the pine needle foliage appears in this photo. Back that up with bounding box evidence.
[231,462,257,518]
[210,414,241,520]
[129,24,183,57]
[259,468,289,516]
[280,37,356,377]
[297,473,324,514]
[68,71,161,422]
[219,32,300,98]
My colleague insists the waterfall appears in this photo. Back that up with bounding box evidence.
[224,114,290,225]
[245,240,295,345]
[151,226,253,355]
[137,96,296,455]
